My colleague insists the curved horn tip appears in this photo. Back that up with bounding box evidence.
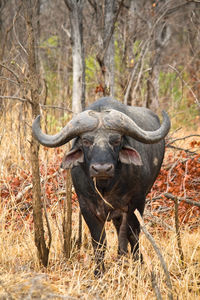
[32,115,42,138]
[162,110,171,126]
[32,115,41,126]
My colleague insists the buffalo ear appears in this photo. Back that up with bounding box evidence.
[119,146,143,166]
[61,148,84,169]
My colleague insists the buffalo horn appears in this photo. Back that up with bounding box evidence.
[103,109,170,144]
[32,110,99,147]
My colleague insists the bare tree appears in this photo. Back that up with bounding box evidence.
[89,0,123,97]
[63,0,85,113]
[62,0,86,257]
[24,0,50,267]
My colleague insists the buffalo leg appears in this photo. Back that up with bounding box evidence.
[127,199,145,261]
[127,208,144,261]
[80,206,107,276]
[112,213,128,256]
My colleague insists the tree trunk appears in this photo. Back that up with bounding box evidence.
[63,167,72,259]
[146,9,171,110]
[24,0,49,267]
[95,0,118,97]
[63,0,86,258]
[103,0,116,97]
[64,0,85,113]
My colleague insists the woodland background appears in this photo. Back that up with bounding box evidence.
[0,0,200,299]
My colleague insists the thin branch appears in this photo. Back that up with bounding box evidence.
[43,197,52,251]
[164,193,200,208]
[40,104,73,113]
[168,64,200,108]
[0,95,32,104]
[97,0,124,64]
[93,177,114,209]
[0,76,19,86]
[167,144,197,155]
[124,40,149,104]
[163,1,200,18]
[174,196,185,267]
[0,63,21,84]
[134,209,173,300]
[145,210,174,231]
[167,134,200,146]
[13,3,28,56]
[151,270,163,300]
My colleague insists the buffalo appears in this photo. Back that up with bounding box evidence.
[32,97,170,275]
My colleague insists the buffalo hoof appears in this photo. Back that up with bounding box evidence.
[94,263,105,278]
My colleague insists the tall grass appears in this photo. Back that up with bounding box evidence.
[0,200,200,299]
[1,108,200,299]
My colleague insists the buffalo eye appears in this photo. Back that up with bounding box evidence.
[82,138,93,147]
[109,135,121,147]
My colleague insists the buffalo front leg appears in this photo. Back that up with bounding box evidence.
[113,212,128,256]
[127,212,143,261]
[80,206,107,276]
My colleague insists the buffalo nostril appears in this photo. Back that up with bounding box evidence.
[106,165,113,172]
[90,163,114,177]
[92,165,99,173]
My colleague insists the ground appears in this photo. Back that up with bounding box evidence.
[0,129,200,299]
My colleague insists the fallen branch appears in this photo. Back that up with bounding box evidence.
[167,134,200,146]
[139,243,163,300]
[145,210,174,231]
[134,209,173,300]
[16,171,59,201]
[173,197,185,268]
[151,270,163,300]
[164,193,200,208]
[167,144,197,155]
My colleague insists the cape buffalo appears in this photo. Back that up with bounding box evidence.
[32,97,170,275]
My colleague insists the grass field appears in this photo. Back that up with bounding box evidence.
[1,112,200,299]
[0,207,200,299]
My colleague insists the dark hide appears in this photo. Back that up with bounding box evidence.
[61,97,168,276]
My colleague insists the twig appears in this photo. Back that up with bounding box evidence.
[174,197,185,268]
[145,210,174,231]
[43,196,52,250]
[183,160,188,199]
[134,209,173,300]
[63,169,72,258]
[0,63,21,84]
[0,95,31,103]
[167,144,197,155]
[77,210,82,250]
[164,193,200,208]
[0,76,19,85]
[16,171,59,201]
[124,39,149,105]
[140,242,163,300]
[93,177,114,209]
[40,104,73,113]
[96,0,125,65]
[13,4,28,56]
[167,134,200,146]
[16,184,33,201]
[168,64,200,108]
[151,270,163,300]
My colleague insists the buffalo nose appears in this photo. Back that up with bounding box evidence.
[90,163,114,178]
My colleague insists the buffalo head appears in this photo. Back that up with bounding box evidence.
[32,109,170,180]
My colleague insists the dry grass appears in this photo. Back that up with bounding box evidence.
[1,110,200,299]
[0,205,200,299]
